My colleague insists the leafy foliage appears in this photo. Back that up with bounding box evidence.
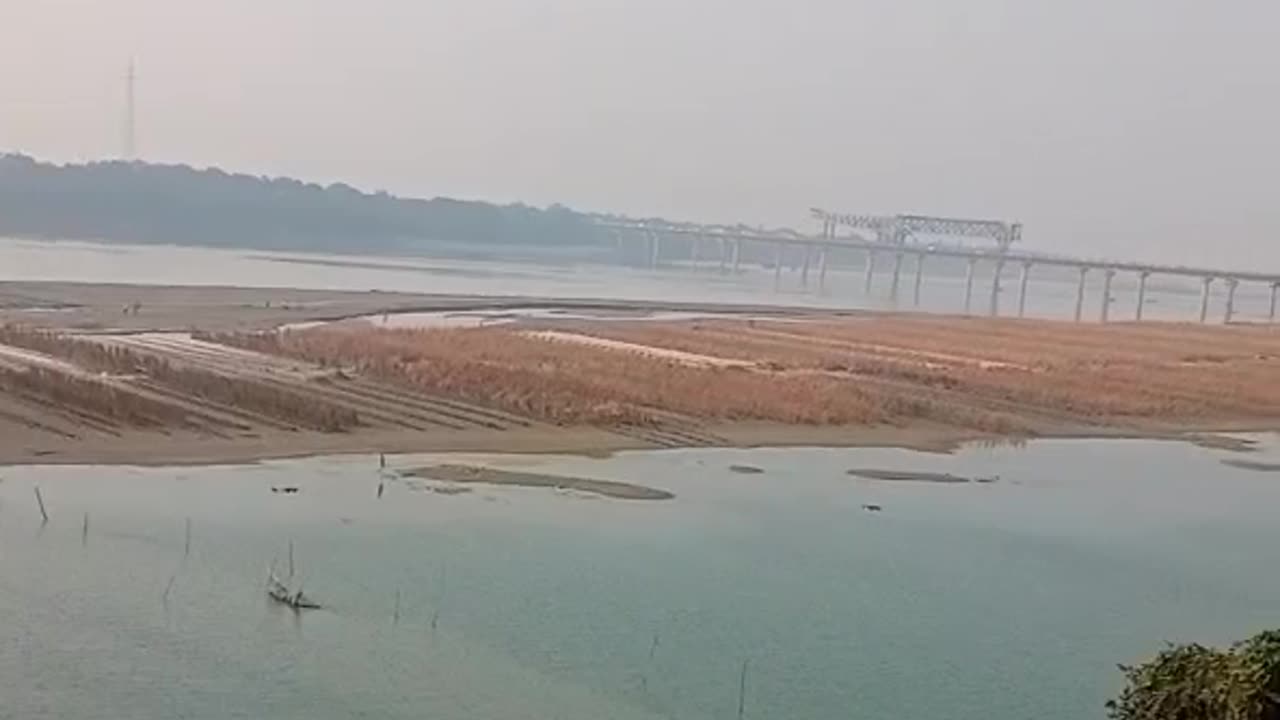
[1108,630,1280,720]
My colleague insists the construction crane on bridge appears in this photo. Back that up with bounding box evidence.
[809,208,1022,253]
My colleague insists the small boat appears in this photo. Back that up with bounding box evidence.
[267,570,321,610]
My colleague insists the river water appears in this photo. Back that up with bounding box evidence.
[2,236,1273,323]
[2,437,1279,719]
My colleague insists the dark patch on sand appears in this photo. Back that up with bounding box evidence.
[407,464,674,500]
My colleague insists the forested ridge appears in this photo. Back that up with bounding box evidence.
[0,154,610,253]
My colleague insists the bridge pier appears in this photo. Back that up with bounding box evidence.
[731,239,742,274]
[1099,268,1116,323]
[1198,277,1213,323]
[648,232,661,269]
[1135,271,1150,321]
[963,257,977,314]
[800,245,813,287]
[913,253,926,307]
[1017,261,1032,318]
[889,252,905,305]
[717,238,728,274]
[864,250,877,294]
[690,234,703,271]
[1074,267,1088,322]
[989,259,1006,317]
[1271,283,1279,323]
[817,248,829,293]
[773,242,784,290]
[1224,278,1239,324]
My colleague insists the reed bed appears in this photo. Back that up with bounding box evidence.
[0,326,359,431]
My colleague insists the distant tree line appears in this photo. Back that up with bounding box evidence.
[0,154,610,253]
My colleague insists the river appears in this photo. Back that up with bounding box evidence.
[2,236,1272,322]
[2,437,1279,719]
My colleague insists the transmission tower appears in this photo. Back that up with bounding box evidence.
[123,59,136,160]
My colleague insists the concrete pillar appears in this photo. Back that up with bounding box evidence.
[1099,268,1116,323]
[800,245,813,287]
[731,239,742,274]
[913,253,927,307]
[963,257,977,314]
[718,238,729,274]
[817,248,829,293]
[1017,261,1033,318]
[889,252,905,305]
[773,242,784,290]
[690,234,703,271]
[1271,283,1279,323]
[864,250,877,295]
[649,232,661,269]
[1224,278,1239,324]
[1135,272,1150,321]
[1198,276,1213,323]
[989,259,1006,317]
[1074,267,1089,322]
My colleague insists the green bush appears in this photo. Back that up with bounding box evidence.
[1108,630,1280,720]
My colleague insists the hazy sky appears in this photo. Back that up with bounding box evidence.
[1,0,1277,267]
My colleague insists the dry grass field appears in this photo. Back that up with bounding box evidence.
[200,312,1280,439]
[1,299,1276,464]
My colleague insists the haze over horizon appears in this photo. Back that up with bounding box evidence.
[1,0,1277,267]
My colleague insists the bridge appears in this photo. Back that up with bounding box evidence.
[598,211,1280,324]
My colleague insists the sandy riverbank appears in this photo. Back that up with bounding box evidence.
[0,280,1276,467]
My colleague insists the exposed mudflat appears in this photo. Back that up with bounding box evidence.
[406,464,675,500]
[1221,458,1280,472]
[848,468,980,484]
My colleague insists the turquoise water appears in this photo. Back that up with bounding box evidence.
[3,438,1280,719]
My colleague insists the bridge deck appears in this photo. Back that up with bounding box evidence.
[600,223,1280,284]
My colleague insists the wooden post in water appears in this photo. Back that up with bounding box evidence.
[393,589,402,626]
[162,574,176,609]
[737,658,750,720]
[34,486,48,523]
[82,512,90,546]
[184,517,192,558]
